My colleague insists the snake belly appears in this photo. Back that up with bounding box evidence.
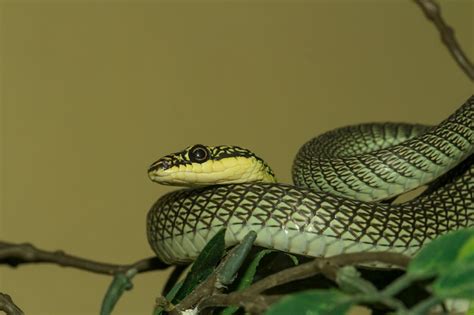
[147,97,473,264]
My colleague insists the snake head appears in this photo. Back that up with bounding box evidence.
[148,144,276,186]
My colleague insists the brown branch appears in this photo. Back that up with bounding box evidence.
[414,0,474,80]
[245,251,410,295]
[0,293,24,315]
[170,251,410,314]
[199,293,282,315]
[168,241,249,314]
[0,241,169,275]
[170,274,219,314]
[0,240,410,314]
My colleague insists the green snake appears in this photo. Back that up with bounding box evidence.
[147,96,473,264]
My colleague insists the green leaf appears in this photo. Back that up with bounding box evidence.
[336,266,377,295]
[220,249,279,315]
[264,290,352,315]
[433,263,474,299]
[252,251,300,280]
[467,300,474,315]
[237,249,278,290]
[286,253,299,266]
[220,250,299,315]
[408,228,474,278]
[172,228,226,303]
[458,235,474,262]
[217,231,257,286]
[165,280,183,301]
[153,281,183,315]
[100,269,137,315]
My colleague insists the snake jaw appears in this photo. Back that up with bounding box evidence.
[149,157,276,186]
[148,162,191,186]
[148,161,170,182]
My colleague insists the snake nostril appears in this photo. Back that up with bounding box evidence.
[148,160,170,173]
[148,162,161,173]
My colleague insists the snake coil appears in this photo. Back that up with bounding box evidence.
[147,97,473,264]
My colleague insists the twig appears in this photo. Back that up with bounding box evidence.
[414,0,474,80]
[352,292,407,312]
[0,293,24,315]
[408,295,442,314]
[170,274,219,315]
[199,293,282,315]
[0,241,169,275]
[170,242,245,314]
[169,231,258,314]
[196,252,409,313]
[245,251,410,295]
[171,251,410,314]
[0,240,410,314]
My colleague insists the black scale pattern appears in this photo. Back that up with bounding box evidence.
[293,98,473,201]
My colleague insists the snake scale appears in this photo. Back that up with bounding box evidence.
[147,96,473,264]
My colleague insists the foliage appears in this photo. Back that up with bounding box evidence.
[172,228,226,304]
[101,227,474,315]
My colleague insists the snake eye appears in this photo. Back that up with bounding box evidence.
[189,145,210,163]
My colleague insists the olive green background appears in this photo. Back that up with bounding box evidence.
[0,1,472,314]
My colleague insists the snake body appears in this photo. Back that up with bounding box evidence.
[147,97,473,264]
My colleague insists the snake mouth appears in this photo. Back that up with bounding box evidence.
[149,161,168,172]
[148,160,171,181]
[148,161,196,186]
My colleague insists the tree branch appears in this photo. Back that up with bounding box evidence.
[169,251,410,314]
[245,251,410,295]
[0,241,410,314]
[0,241,169,275]
[0,293,24,315]
[168,239,251,315]
[414,0,474,80]
[199,293,282,315]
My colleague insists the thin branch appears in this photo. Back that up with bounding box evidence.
[171,251,410,314]
[199,293,282,315]
[169,241,249,314]
[0,293,24,315]
[245,251,410,295]
[414,0,474,80]
[0,241,169,275]
[0,240,410,314]
[170,274,219,315]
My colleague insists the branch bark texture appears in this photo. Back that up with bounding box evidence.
[0,293,23,315]
[0,241,169,275]
[414,0,474,80]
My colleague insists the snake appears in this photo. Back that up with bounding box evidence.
[146,96,473,265]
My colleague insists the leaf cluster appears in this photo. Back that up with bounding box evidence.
[100,228,474,315]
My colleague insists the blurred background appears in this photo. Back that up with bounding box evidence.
[0,1,472,314]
